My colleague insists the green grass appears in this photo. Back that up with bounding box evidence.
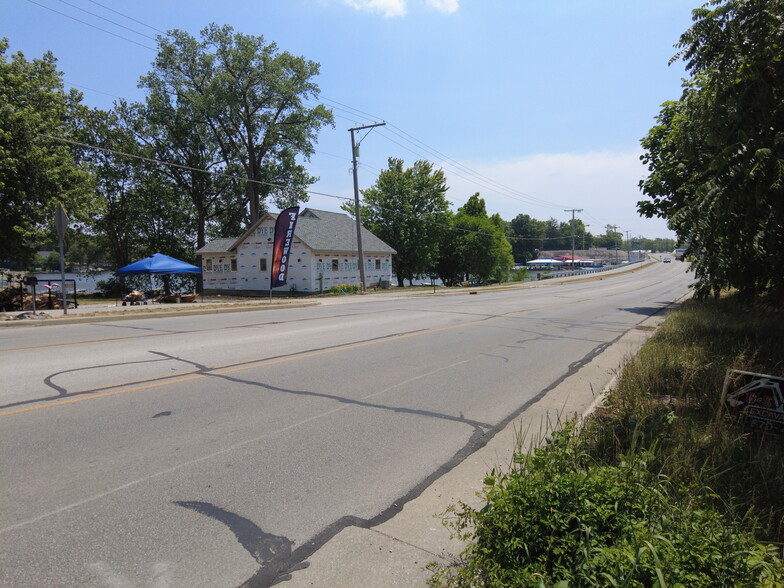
[429,293,784,586]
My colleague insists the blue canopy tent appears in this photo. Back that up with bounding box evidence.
[116,253,201,275]
[115,253,201,304]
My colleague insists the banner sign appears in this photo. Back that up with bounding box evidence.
[271,206,300,288]
[722,369,784,435]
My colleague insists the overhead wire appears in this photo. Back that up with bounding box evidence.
[40,133,353,203]
[41,133,568,244]
[27,1,607,233]
[53,0,158,41]
[24,0,156,50]
[85,0,166,34]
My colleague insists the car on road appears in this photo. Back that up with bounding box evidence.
[663,257,672,263]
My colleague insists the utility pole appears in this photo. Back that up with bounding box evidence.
[625,230,631,262]
[609,224,620,264]
[349,122,386,292]
[565,209,583,270]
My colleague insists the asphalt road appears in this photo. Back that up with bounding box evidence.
[0,261,693,587]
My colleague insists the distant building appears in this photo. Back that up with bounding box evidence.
[196,209,396,296]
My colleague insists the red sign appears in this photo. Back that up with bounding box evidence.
[271,207,300,288]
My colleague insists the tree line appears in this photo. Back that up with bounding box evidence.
[2,22,683,290]
[348,157,675,287]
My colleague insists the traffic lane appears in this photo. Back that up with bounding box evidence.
[1,266,693,586]
[2,290,610,526]
[0,272,632,412]
[0,293,637,587]
[1,269,682,526]
[0,302,485,410]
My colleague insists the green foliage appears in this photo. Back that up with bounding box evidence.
[352,158,451,287]
[0,38,94,267]
[430,424,783,587]
[586,293,784,542]
[449,194,514,283]
[638,0,784,300]
[327,283,360,294]
[145,24,334,225]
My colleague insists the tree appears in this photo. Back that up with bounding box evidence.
[80,108,195,271]
[507,214,546,263]
[0,39,94,267]
[116,97,238,250]
[638,0,784,299]
[142,24,334,226]
[452,194,514,283]
[351,158,451,287]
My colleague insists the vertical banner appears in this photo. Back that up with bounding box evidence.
[271,206,300,288]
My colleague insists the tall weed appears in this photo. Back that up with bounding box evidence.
[585,293,784,541]
[429,424,783,587]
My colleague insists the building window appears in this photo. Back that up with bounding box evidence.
[259,258,267,271]
[331,259,339,271]
[205,259,213,271]
[375,259,381,270]
[231,259,237,272]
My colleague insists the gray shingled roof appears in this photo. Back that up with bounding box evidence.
[295,209,395,254]
[196,209,395,255]
[195,238,236,255]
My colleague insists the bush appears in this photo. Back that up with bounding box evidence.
[327,284,360,294]
[429,424,783,587]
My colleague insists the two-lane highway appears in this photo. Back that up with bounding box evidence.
[0,261,693,587]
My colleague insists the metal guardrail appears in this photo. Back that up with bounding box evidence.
[532,260,644,280]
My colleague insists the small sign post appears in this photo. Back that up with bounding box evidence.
[55,203,69,314]
[722,369,784,435]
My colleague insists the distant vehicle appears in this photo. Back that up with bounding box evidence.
[663,257,671,263]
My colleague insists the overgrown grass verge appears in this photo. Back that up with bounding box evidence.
[429,293,784,586]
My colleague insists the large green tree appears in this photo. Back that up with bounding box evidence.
[451,193,514,283]
[353,158,451,287]
[116,97,239,249]
[142,24,334,226]
[638,0,784,299]
[80,108,195,270]
[0,39,94,267]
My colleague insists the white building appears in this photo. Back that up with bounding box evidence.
[196,209,396,295]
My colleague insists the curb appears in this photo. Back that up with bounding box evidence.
[0,301,321,327]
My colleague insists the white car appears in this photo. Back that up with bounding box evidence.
[663,257,671,263]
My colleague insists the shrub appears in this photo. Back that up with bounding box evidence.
[327,284,360,294]
[429,424,783,587]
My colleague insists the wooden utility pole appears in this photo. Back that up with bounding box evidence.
[565,209,583,270]
[609,224,620,264]
[349,122,385,292]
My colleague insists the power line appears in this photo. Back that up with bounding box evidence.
[40,133,353,202]
[41,134,565,244]
[54,0,158,41]
[86,0,166,34]
[24,0,156,50]
[28,4,600,228]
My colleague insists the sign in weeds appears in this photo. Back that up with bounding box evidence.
[722,370,784,435]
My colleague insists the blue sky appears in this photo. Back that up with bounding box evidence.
[4,0,698,239]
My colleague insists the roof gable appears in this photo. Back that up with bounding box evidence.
[196,208,395,255]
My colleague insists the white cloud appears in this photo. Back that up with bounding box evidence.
[340,0,459,17]
[441,150,674,239]
[342,0,407,17]
[426,0,459,14]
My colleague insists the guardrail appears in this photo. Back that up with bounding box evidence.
[531,260,644,280]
